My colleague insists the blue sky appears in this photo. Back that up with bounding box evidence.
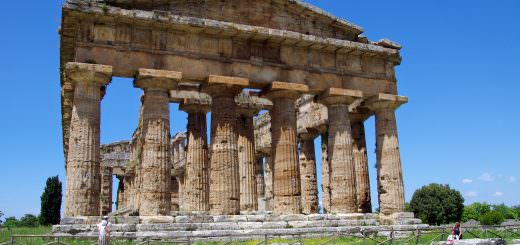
[0,0,519,218]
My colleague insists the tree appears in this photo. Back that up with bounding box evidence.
[19,214,39,227]
[0,210,4,225]
[462,202,491,222]
[3,217,19,228]
[39,175,62,225]
[480,211,505,225]
[511,205,520,220]
[409,183,465,225]
[491,204,515,219]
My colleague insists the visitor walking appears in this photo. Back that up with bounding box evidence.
[97,216,111,245]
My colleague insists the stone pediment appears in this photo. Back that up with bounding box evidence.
[102,0,363,40]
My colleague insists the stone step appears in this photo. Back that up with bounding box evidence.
[137,219,378,231]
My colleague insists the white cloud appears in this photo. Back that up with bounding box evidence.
[464,191,478,197]
[462,178,473,184]
[510,176,517,183]
[495,192,504,197]
[479,173,495,182]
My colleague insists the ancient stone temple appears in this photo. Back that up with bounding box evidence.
[56,0,423,239]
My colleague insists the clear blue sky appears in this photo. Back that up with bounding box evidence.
[0,0,519,218]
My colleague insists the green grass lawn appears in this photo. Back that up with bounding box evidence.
[1,226,519,244]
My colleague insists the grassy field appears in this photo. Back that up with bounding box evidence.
[1,226,518,244]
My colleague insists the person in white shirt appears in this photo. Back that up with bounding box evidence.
[97,216,111,245]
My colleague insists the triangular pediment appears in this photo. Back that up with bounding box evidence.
[103,0,363,41]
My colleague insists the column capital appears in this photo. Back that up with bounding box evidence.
[202,75,249,96]
[299,128,319,141]
[236,92,273,116]
[261,81,309,100]
[65,62,113,86]
[179,98,211,113]
[134,68,182,90]
[364,93,408,111]
[318,87,363,105]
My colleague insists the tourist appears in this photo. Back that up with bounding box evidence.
[97,216,111,245]
[451,222,462,240]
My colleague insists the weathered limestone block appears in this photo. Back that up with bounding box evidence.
[180,102,210,212]
[298,134,319,214]
[366,93,408,217]
[204,75,249,215]
[319,88,363,214]
[64,62,112,217]
[135,68,181,216]
[351,116,372,213]
[263,82,309,214]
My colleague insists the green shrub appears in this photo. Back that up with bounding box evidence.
[480,211,505,225]
[19,214,39,227]
[409,183,465,225]
[3,217,19,228]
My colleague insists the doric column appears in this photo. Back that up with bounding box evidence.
[351,113,372,213]
[134,68,181,216]
[116,175,125,210]
[237,109,258,211]
[255,156,265,199]
[299,133,319,214]
[172,142,180,163]
[319,88,363,214]
[320,132,331,213]
[263,82,309,214]
[180,99,210,211]
[204,75,248,215]
[177,175,186,211]
[263,155,274,211]
[366,94,408,216]
[100,166,113,215]
[170,177,180,211]
[64,62,112,217]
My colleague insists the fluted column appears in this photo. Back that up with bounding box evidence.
[204,75,248,215]
[351,115,372,213]
[238,110,258,211]
[299,134,318,214]
[366,94,408,216]
[255,157,265,199]
[116,175,125,210]
[135,68,181,216]
[180,102,210,211]
[170,177,180,211]
[100,166,113,215]
[319,88,363,214]
[264,155,274,211]
[177,175,186,211]
[321,132,331,213]
[172,142,180,163]
[263,82,309,214]
[64,62,112,217]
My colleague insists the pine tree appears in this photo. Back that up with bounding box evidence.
[40,175,62,225]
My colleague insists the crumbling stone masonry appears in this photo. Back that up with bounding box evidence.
[59,0,416,226]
